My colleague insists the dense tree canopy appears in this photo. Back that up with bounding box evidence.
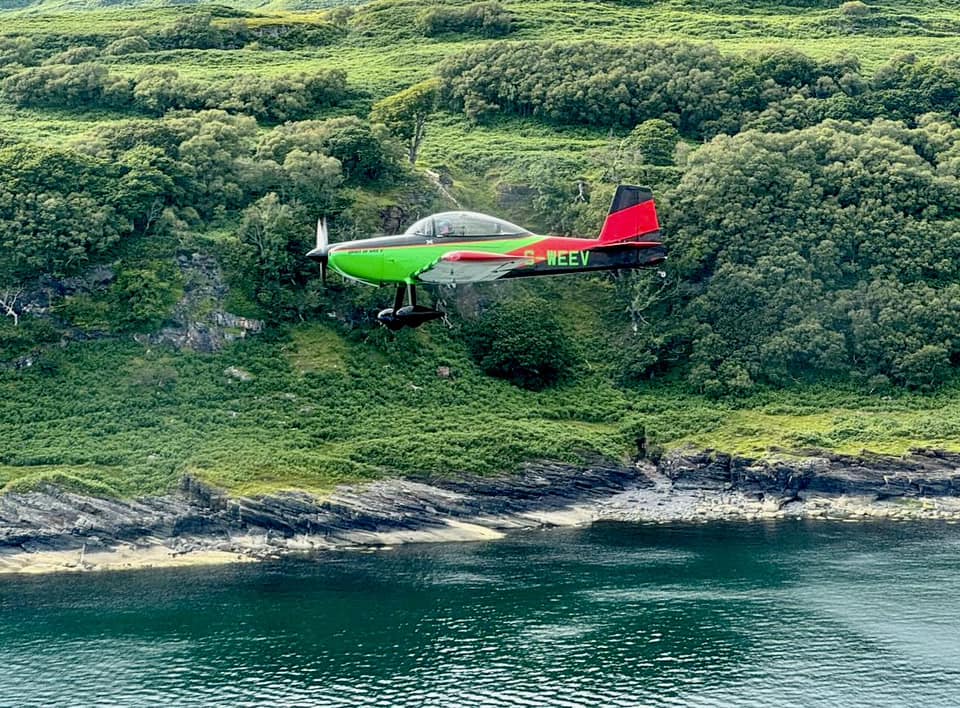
[418,2,513,38]
[438,41,862,137]
[0,146,133,276]
[626,119,960,393]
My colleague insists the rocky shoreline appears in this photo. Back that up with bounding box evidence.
[2,449,959,574]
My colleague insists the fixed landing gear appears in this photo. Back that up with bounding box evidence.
[377,284,444,330]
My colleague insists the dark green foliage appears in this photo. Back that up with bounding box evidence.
[418,2,513,38]
[0,145,133,276]
[102,35,150,56]
[623,119,681,167]
[371,78,440,164]
[2,61,348,122]
[630,119,960,393]
[0,36,38,68]
[2,63,133,110]
[152,13,249,51]
[465,298,579,390]
[112,264,181,330]
[257,117,400,184]
[42,45,98,65]
[236,193,323,319]
[439,41,860,137]
[0,318,58,359]
[216,70,349,123]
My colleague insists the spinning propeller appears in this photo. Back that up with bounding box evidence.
[308,217,329,283]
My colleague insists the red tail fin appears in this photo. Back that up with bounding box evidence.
[598,186,660,244]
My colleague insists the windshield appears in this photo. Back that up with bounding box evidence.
[404,211,530,238]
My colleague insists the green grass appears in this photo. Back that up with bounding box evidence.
[1,324,958,499]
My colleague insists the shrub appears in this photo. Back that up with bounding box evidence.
[418,1,513,38]
[464,298,578,390]
[103,36,151,56]
[840,1,870,17]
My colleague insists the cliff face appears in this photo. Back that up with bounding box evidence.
[1,449,959,571]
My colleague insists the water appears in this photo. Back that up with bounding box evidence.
[2,521,960,707]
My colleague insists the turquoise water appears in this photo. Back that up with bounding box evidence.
[2,521,960,707]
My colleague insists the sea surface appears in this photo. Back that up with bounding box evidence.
[1,521,959,707]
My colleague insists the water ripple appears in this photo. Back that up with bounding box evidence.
[1,522,960,707]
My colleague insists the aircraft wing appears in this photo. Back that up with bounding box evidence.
[415,251,535,284]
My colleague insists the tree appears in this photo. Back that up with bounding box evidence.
[895,344,951,391]
[371,78,440,164]
[113,266,180,329]
[418,2,513,38]
[0,37,37,67]
[464,297,578,390]
[236,193,320,317]
[0,286,23,327]
[132,69,209,115]
[622,119,960,391]
[103,36,150,56]
[0,145,131,277]
[282,150,343,211]
[624,118,680,166]
[43,46,99,65]
[257,116,399,184]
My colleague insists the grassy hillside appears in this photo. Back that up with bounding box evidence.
[2,0,960,498]
[3,318,960,498]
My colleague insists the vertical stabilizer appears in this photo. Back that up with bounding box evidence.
[598,185,660,244]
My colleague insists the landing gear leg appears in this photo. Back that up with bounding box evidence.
[377,283,444,329]
[377,285,407,330]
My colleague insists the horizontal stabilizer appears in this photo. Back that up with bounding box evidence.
[592,240,663,250]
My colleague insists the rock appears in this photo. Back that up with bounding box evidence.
[224,366,253,382]
[4,449,960,565]
[148,252,264,353]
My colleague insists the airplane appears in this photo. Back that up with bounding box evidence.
[307,185,665,330]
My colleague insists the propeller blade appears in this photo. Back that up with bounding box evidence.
[317,217,328,251]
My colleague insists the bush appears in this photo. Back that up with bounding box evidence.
[840,1,870,17]
[464,298,579,390]
[103,36,150,56]
[112,265,182,330]
[418,1,513,38]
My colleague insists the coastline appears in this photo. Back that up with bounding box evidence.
[2,449,959,575]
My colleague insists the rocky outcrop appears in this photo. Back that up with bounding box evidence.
[2,449,960,572]
[145,252,262,353]
[17,265,117,318]
[0,460,644,554]
[5,253,263,362]
[659,447,960,498]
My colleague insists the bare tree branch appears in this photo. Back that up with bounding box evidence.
[0,287,24,327]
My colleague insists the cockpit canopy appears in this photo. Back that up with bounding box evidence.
[404,211,530,239]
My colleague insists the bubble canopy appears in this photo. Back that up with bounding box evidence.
[404,211,531,238]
